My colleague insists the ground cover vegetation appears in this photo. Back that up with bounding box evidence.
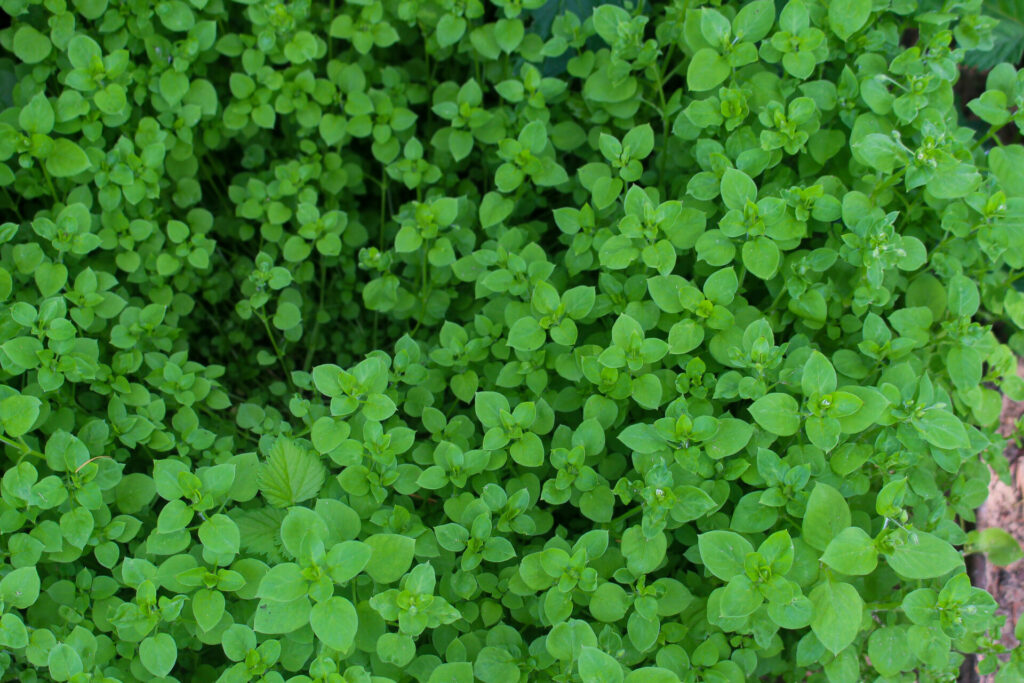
[2,0,1024,680]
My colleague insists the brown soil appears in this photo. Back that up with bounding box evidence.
[966,361,1024,681]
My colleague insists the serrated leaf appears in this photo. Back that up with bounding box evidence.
[257,438,325,508]
[235,507,287,561]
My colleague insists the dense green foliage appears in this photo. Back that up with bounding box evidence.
[964,0,1024,69]
[4,0,1024,681]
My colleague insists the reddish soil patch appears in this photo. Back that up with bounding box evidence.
[967,362,1024,681]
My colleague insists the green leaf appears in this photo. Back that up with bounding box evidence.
[927,162,981,199]
[911,409,969,450]
[810,580,863,654]
[741,237,780,280]
[437,13,467,47]
[618,424,665,454]
[0,613,28,649]
[20,93,54,135]
[192,589,226,632]
[48,643,83,681]
[733,0,775,41]
[970,527,1024,566]
[13,26,52,64]
[310,596,358,651]
[590,583,630,623]
[801,350,837,396]
[140,633,178,678]
[156,0,195,32]
[495,18,524,53]
[508,317,546,351]
[46,139,92,178]
[990,145,1024,197]
[700,9,731,47]
[611,313,643,349]
[852,134,903,174]
[624,669,681,683]
[364,533,416,584]
[563,286,596,319]
[280,507,327,558]
[731,492,778,533]
[698,530,753,580]
[621,527,667,576]
[480,192,514,228]
[803,483,851,552]
[311,417,350,454]
[510,431,544,467]
[947,274,980,317]
[378,631,417,665]
[828,0,871,40]
[749,393,800,436]
[705,419,753,459]
[867,626,916,677]
[254,596,312,634]
[475,391,510,429]
[327,540,372,583]
[0,395,41,437]
[667,319,704,354]
[578,646,624,683]
[623,124,655,160]
[547,619,597,661]
[675,485,717,522]
[805,415,841,451]
[720,169,756,211]
[592,4,630,44]
[686,49,730,92]
[67,35,101,69]
[428,663,475,683]
[159,71,190,106]
[257,563,307,602]
[720,575,763,617]
[821,527,878,575]
[884,530,964,579]
[198,514,240,557]
[0,567,40,609]
[61,506,94,548]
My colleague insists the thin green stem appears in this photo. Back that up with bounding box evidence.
[767,285,788,312]
[41,166,59,203]
[471,32,482,87]
[661,43,678,84]
[258,312,295,390]
[972,123,1007,152]
[2,435,44,463]
[304,259,329,373]
[652,62,671,196]
[379,172,387,248]
[421,248,428,295]
[869,166,906,201]
[664,59,686,84]
[411,242,433,337]
[610,505,642,527]
[202,166,230,206]
[329,0,336,60]
[373,170,388,349]
[1,187,23,221]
